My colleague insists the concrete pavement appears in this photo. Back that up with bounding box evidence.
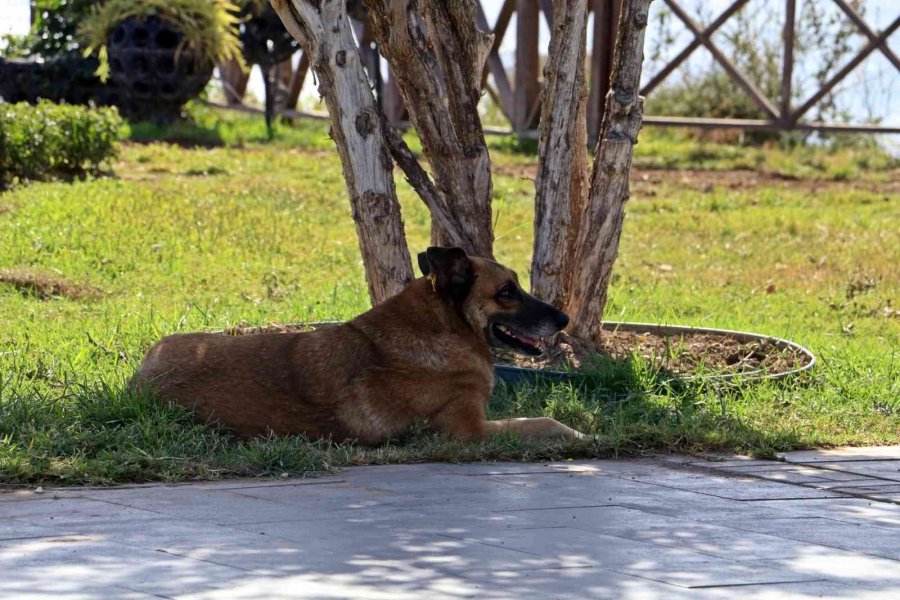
[2,447,899,599]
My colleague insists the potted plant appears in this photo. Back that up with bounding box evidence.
[80,0,243,122]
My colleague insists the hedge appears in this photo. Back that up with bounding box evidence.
[0,101,123,185]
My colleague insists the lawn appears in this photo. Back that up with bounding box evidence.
[1,108,898,484]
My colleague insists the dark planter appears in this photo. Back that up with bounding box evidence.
[106,16,213,122]
[0,54,120,107]
[238,4,300,135]
[238,5,298,67]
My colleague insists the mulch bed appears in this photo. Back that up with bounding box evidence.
[492,330,806,377]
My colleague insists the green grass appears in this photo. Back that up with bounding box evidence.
[631,128,898,181]
[1,110,898,485]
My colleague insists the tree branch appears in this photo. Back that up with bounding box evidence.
[270,0,414,303]
[379,116,468,249]
[364,0,494,258]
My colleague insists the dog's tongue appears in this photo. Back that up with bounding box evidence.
[513,331,542,349]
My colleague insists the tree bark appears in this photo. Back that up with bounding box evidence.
[565,0,651,341]
[530,0,590,309]
[270,0,413,304]
[219,58,250,105]
[364,0,495,258]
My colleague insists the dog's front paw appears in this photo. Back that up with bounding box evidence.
[546,419,590,442]
[567,427,593,442]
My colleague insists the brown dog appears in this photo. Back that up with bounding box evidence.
[132,247,586,444]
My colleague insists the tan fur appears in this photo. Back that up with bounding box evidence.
[132,253,586,444]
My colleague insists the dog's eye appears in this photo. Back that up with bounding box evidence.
[497,285,516,299]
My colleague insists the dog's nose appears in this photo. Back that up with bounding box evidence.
[554,310,570,330]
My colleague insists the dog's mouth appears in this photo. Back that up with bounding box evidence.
[490,322,545,356]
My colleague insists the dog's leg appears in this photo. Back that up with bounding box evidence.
[486,417,588,441]
[431,402,587,442]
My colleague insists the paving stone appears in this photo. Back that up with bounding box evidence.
[37,515,266,551]
[509,505,829,561]
[726,516,900,561]
[80,486,330,526]
[0,517,74,541]
[236,476,620,516]
[4,457,900,598]
[720,465,870,481]
[0,583,165,600]
[798,461,900,483]
[459,566,696,599]
[465,470,755,513]
[727,497,900,530]
[691,460,787,469]
[441,525,821,588]
[728,471,836,486]
[0,489,48,503]
[780,446,900,463]
[165,527,590,577]
[839,491,900,503]
[668,454,778,466]
[831,484,900,495]
[619,467,841,501]
[0,536,248,597]
[802,478,897,491]
[750,551,900,592]
[0,497,162,531]
[692,580,884,599]
[175,568,481,600]
[461,570,873,600]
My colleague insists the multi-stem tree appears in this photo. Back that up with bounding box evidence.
[269,0,651,342]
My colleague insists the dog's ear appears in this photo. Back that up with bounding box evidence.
[417,251,432,276]
[422,246,474,300]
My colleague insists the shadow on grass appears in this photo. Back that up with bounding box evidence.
[123,104,336,150]
[1,349,815,486]
[128,120,226,148]
[490,352,806,460]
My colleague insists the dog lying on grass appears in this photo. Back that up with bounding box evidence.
[132,247,587,444]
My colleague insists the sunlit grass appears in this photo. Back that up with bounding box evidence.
[0,110,897,484]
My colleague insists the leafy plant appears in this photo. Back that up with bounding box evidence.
[1,0,96,59]
[0,101,123,186]
[79,0,245,81]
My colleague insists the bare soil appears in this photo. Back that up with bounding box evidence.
[225,322,809,378]
[0,270,104,301]
[493,164,900,196]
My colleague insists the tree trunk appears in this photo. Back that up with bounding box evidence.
[219,58,250,105]
[270,0,650,340]
[530,0,590,309]
[364,0,495,258]
[270,0,413,304]
[565,0,650,341]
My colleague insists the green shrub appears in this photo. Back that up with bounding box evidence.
[0,101,123,185]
